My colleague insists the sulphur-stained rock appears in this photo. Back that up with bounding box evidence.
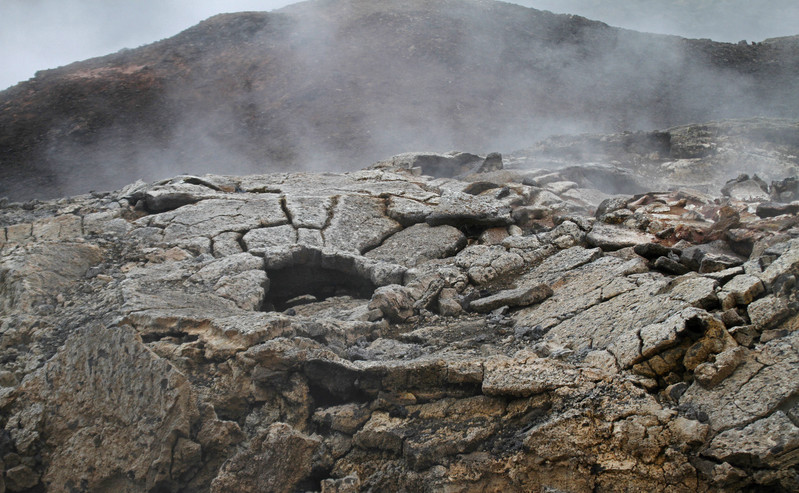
[586,223,656,251]
[210,423,321,493]
[4,325,202,491]
[680,331,799,432]
[482,354,579,397]
[693,346,747,388]
[719,274,766,309]
[704,411,799,469]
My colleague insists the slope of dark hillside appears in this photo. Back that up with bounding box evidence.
[1,0,798,200]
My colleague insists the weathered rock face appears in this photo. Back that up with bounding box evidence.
[1,131,798,491]
[2,0,799,201]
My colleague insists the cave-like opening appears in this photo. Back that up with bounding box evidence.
[262,262,377,312]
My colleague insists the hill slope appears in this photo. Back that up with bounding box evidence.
[1,0,798,200]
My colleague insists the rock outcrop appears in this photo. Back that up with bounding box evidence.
[2,0,799,201]
[1,130,798,491]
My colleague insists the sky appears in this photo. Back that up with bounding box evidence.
[1,0,798,91]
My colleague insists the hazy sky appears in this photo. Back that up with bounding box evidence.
[1,0,797,91]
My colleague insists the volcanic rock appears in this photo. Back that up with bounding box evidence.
[2,129,799,491]
[3,0,799,201]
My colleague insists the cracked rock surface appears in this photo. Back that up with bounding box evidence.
[1,138,799,491]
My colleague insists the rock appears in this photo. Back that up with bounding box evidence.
[31,214,83,241]
[702,266,744,284]
[5,325,204,491]
[437,288,464,317]
[748,295,792,330]
[758,239,799,290]
[633,242,674,260]
[478,227,510,245]
[595,196,629,218]
[353,412,407,453]
[668,417,709,446]
[654,255,691,275]
[728,324,759,347]
[213,231,244,257]
[477,152,504,173]
[693,347,747,388]
[699,254,744,274]
[756,202,799,218]
[666,274,719,309]
[242,224,298,254]
[704,412,799,468]
[285,195,334,229]
[325,195,403,253]
[470,284,553,313]
[365,223,466,267]
[386,196,435,225]
[210,423,321,493]
[721,174,770,202]
[511,205,551,226]
[482,355,579,397]
[369,285,416,322]
[144,182,222,212]
[455,245,525,285]
[5,464,40,491]
[586,223,656,251]
[143,197,288,243]
[718,274,766,309]
[313,404,372,435]
[680,331,799,433]
[372,152,482,178]
[321,474,361,493]
[5,144,799,492]
[426,192,513,227]
[720,308,746,328]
